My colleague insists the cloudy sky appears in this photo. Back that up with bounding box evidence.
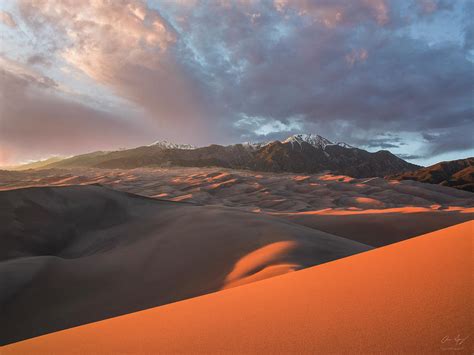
[0,0,473,166]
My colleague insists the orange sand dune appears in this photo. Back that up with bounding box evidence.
[4,221,472,354]
[274,205,474,215]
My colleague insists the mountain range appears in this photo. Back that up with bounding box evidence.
[389,158,474,192]
[40,134,419,178]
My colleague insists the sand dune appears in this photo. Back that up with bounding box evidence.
[1,168,472,347]
[1,167,472,246]
[0,185,370,345]
[4,221,471,354]
[274,206,474,246]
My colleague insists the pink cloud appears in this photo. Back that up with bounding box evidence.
[18,0,215,143]
[274,0,390,27]
[0,11,16,28]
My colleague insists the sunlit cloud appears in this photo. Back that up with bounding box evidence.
[0,10,16,27]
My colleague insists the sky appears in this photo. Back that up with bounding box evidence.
[0,0,473,167]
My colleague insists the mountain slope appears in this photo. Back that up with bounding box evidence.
[43,134,419,178]
[251,140,418,177]
[5,157,64,171]
[389,157,474,192]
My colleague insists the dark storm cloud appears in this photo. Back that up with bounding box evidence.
[462,2,474,51]
[151,0,473,156]
[422,127,474,156]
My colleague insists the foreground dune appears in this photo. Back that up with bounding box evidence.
[4,221,471,354]
[0,185,370,345]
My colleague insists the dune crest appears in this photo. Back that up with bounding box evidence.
[223,241,300,289]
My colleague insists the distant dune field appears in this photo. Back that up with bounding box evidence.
[2,167,472,212]
[1,167,472,245]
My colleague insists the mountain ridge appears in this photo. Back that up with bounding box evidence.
[389,157,474,192]
[35,134,419,178]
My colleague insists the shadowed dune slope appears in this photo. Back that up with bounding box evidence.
[3,221,472,354]
[276,207,474,247]
[0,185,370,345]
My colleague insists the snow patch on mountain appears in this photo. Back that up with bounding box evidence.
[283,134,333,149]
[149,140,196,150]
[335,142,355,149]
[147,136,354,151]
[242,141,271,150]
[282,134,355,150]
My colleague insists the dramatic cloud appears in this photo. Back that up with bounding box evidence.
[163,0,473,155]
[274,0,390,26]
[17,0,218,143]
[0,0,473,165]
[0,10,16,27]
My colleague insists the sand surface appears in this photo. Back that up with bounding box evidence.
[0,185,369,345]
[3,221,472,354]
[1,167,473,347]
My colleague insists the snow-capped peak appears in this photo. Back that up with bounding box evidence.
[283,134,333,149]
[148,140,196,150]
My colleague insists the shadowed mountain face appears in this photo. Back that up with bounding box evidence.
[43,135,419,178]
[389,158,474,192]
[0,185,370,345]
[251,141,418,177]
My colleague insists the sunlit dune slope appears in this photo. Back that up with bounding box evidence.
[0,185,369,345]
[4,221,472,354]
